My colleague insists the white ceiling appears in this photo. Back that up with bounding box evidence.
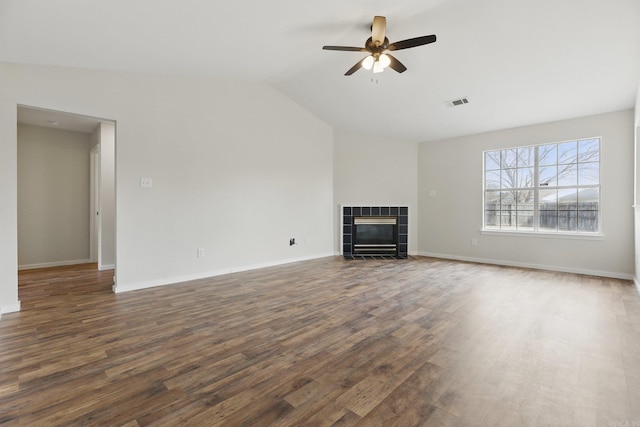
[2,0,639,142]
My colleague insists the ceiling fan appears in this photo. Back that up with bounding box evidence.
[322,16,436,76]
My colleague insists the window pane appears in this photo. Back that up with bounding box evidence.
[499,191,516,230]
[517,167,534,188]
[578,162,599,185]
[500,191,516,210]
[539,210,558,231]
[500,212,515,229]
[558,211,577,232]
[558,188,577,210]
[578,211,598,232]
[578,139,599,162]
[539,189,557,210]
[539,166,557,187]
[516,212,534,230]
[501,169,517,188]
[485,151,501,170]
[485,191,501,210]
[516,190,534,210]
[558,141,577,164]
[557,163,577,186]
[484,211,499,228]
[501,149,517,168]
[518,146,535,167]
[539,144,557,166]
[578,188,599,210]
[485,170,501,189]
[577,188,599,233]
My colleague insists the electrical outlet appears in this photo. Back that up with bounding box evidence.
[289,238,296,246]
[197,248,205,258]
[471,238,478,247]
[140,177,153,188]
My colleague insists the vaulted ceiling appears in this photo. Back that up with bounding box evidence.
[2,0,639,142]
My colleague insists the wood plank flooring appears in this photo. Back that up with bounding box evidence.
[1,257,640,426]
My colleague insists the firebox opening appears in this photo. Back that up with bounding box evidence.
[353,216,398,255]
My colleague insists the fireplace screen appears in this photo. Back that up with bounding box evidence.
[353,217,397,254]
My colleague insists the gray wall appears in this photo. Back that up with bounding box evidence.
[333,128,419,255]
[634,83,640,286]
[418,109,634,278]
[18,123,91,268]
[0,62,334,311]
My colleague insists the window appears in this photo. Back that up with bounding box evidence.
[484,138,600,234]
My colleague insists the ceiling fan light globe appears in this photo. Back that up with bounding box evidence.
[379,53,391,68]
[373,60,384,74]
[362,56,375,70]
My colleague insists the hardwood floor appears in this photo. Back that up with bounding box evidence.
[1,257,639,426]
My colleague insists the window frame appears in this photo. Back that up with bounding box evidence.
[482,137,602,237]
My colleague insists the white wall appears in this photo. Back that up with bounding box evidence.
[333,128,418,254]
[0,97,19,315]
[418,109,635,279]
[634,82,640,286]
[17,124,91,268]
[99,121,116,270]
[0,62,334,310]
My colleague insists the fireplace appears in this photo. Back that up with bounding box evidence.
[353,217,397,255]
[342,206,408,259]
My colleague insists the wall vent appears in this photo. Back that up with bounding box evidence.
[445,97,469,108]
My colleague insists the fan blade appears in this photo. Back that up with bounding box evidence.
[386,54,407,73]
[345,57,367,76]
[323,45,368,52]
[371,16,386,46]
[388,34,436,51]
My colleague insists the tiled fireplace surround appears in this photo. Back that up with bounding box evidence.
[342,206,408,259]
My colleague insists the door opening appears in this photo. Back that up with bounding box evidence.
[17,105,116,291]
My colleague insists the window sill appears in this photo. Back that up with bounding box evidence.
[480,230,604,240]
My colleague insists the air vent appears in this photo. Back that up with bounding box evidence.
[445,97,469,108]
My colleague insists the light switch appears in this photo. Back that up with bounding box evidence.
[140,177,153,188]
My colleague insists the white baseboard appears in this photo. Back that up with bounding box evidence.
[114,252,335,294]
[417,252,634,281]
[18,259,92,271]
[1,300,21,318]
[634,277,640,295]
[98,264,115,271]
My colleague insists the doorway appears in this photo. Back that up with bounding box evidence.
[17,105,116,280]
